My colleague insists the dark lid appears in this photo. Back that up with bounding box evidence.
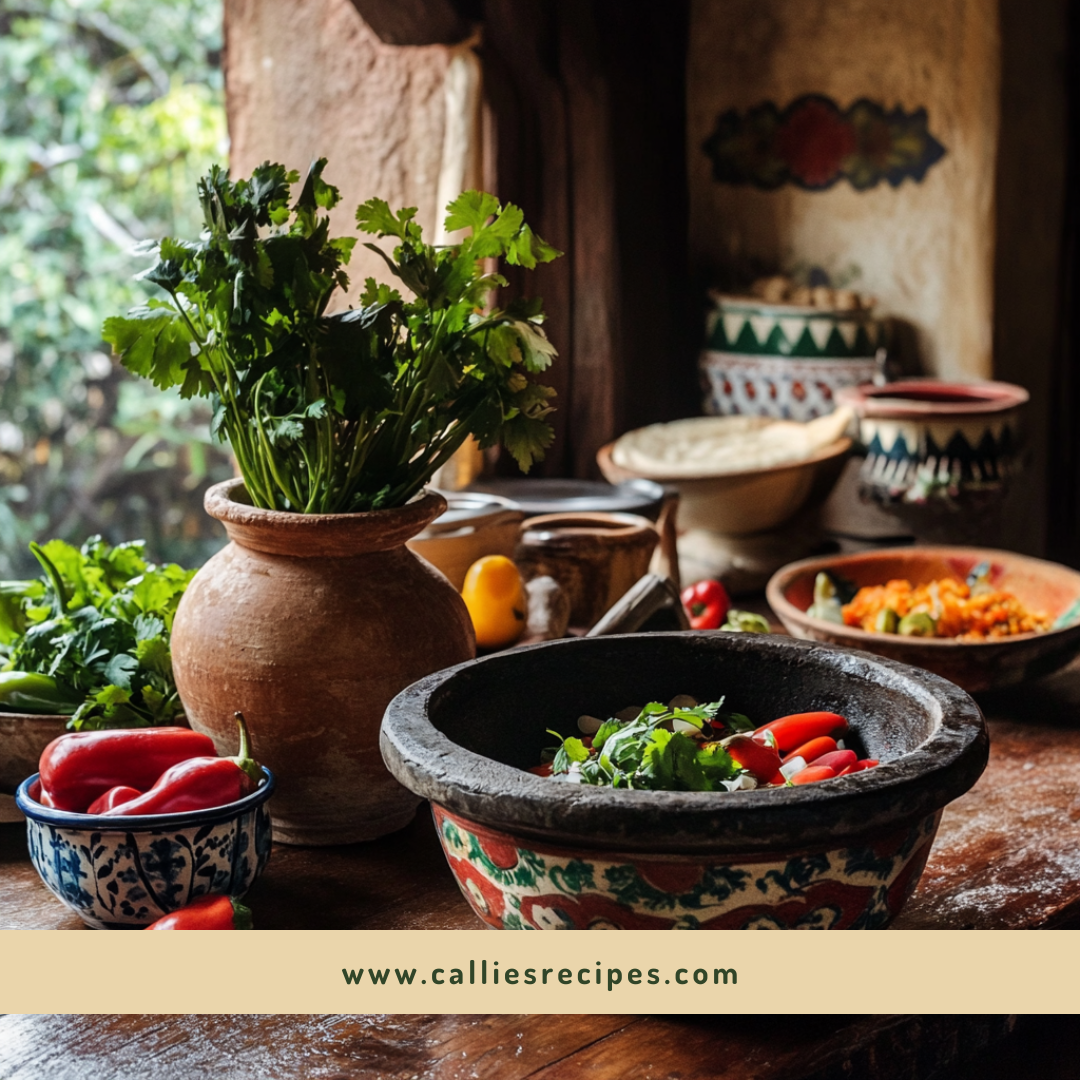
[467,478,668,520]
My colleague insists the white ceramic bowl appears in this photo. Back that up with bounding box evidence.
[597,437,851,536]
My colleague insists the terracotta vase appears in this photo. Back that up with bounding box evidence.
[171,480,476,846]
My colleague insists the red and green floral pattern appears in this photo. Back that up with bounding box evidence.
[433,805,939,930]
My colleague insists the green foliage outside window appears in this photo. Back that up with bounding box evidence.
[0,0,229,575]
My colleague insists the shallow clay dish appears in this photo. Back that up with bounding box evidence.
[766,547,1080,693]
[0,713,69,799]
[380,632,987,930]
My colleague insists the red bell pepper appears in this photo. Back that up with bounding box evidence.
[680,579,730,630]
[111,712,262,816]
[782,736,837,766]
[86,785,142,815]
[39,727,218,812]
[145,894,253,930]
[754,711,848,754]
[789,764,838,785]
[722,733,782,782]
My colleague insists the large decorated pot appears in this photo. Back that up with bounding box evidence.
[700,294,885,421]
[836,379,1029,543]
[171,480,475,846]
[380,632,987,929]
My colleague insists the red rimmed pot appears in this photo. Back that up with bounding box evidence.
[171,479,475,846]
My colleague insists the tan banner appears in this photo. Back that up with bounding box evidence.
[2,929,1078,1013]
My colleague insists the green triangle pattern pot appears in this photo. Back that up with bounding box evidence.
[171,480,476,846]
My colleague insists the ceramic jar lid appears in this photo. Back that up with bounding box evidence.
[837,379,1029,419]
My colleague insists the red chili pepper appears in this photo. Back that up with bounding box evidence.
[39,727,218,813]
[723,734,782,782]
[680,579,730,630]
[782,736,837,766]
[755,711,848,754]
[837,759,879,776]
[112,713,263,816]
[764,771,787,787]
[528,763,554,777]
[145,894,253,930]
[86,786,142,815]
[752,729,778,751]
[806,749,857,774]
[789,764,838,785]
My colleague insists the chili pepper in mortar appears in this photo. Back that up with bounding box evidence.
[680,579,730,630]
[39,727,218,812]
[86,786,142,815]
[111,712,263,815]
[754,711,848,754]
[720,733,781,782]
[145,894,253,930]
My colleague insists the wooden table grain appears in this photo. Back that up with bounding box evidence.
[4,659,1080,1077]
[2,1013,1071,1080]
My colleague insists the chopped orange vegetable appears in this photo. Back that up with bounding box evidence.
[842,577,1050,641]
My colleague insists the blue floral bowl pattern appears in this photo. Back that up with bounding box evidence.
[15,768,274,929]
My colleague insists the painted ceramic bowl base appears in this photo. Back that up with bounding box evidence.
[15,769,274,929]
[435,805,939,931]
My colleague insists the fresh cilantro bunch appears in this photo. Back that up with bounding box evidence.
[103,160,561,514]
[0,538,194,729]
[550,701,752,792]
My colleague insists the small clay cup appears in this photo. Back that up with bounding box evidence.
[514,512,659,628]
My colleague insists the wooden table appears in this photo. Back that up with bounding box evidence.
[4,658,1080,1076]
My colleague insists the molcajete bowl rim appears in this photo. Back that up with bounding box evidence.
[766,546,1080,651]
[380,632,988,855]
[15,766,275,831]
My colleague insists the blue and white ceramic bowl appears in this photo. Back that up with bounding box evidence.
[15,768,274,929]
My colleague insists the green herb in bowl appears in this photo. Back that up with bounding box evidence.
[0,537,194,729]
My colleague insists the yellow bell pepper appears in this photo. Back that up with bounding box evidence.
[461,555,528,649]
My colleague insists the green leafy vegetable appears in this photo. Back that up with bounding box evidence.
[548,700,741,792]
[103,161,562,514]
[0,537,194,729]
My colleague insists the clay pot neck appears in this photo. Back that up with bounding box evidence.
[203,479,447,557]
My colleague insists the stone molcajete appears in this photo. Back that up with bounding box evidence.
[380,632,988,929]
[172,480,474,845]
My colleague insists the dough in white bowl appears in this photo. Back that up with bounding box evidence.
[611,408,852,479]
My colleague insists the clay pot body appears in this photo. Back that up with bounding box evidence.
[171,480,475,846]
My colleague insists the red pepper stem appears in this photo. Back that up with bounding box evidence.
[231,711,264,788]
[230,896,254,930]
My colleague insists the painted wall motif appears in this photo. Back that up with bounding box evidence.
[703,95,946,192]
[687,0,1000,380]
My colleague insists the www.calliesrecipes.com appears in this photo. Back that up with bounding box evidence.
[342,960,737,991]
